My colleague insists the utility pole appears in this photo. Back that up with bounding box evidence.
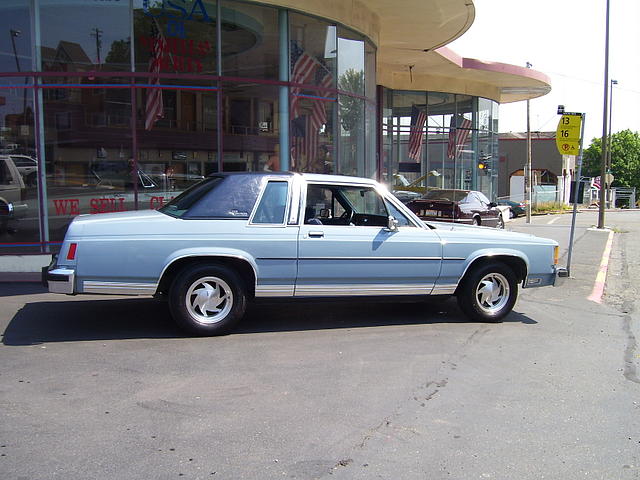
[598,0,611,229]
[90,27,103,65]
[606,79,618,199]
[525,61,533,224]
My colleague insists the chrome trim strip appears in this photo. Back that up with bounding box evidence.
[443,257,466,261]
[431,284,457,295]
[82,281,158,295]
[299,256,441,261]
[294,284,432,297]
[255,285,295,297]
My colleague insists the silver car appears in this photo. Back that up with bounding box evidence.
[44,172,567,335]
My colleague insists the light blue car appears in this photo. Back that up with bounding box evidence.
[44,172,567,335]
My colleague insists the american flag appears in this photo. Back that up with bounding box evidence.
[309,66,334,129]
[145,22,165,131]
[290,41,318,119]
[291,115,321,171]
[447,115,472,159]
[408,105,427,161]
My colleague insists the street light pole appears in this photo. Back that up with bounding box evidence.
[525,61,533,224]
[598,0,611,229]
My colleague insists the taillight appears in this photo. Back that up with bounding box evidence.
[553,246,559,265]
[67,243,77,260]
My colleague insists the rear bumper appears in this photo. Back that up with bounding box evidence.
[42,256,75,294]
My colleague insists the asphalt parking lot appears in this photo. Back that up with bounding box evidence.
[1,210,639,480]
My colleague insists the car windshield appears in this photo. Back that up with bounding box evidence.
[422,190,469,202]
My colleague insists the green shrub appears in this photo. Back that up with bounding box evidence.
[533,202,572,214]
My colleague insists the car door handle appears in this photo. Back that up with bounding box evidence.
[308,231,324,238]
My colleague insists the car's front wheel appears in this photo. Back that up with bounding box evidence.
[169,263,247,336]
[496,214,504,229]
[456,262,518,322]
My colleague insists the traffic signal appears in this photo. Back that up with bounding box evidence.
[478,161,488,170]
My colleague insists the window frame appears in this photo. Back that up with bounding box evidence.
[248,178,292,227]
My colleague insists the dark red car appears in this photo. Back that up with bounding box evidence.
[405,189,505,228]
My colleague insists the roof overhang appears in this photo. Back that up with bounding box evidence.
[251,1,550,103]
[253,0,475,54]
[377,47,551,103]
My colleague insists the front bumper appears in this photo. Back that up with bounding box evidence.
[523,266,568,288]
[42,256,75,294]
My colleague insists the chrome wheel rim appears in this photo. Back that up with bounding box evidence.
[475,273,510,314]
[185,276,233,325]
[497,215,504,229]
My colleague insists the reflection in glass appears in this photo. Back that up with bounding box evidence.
[338,95,364,176]
[222,1,278,79]
[40,0,131,72]
[0,81,38,253]
[289,14,337,174]
[222,82,278,172]
[337,28,364,95]
[0,3,32,73]
[133,0,217,78]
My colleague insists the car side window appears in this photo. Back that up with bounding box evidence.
[252,181,289,224]
[385,200,413,227]
[304,184,390,227]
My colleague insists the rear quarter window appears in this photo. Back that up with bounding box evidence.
[160,175,263,219]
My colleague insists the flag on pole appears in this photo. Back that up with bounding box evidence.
[408,105,426,161]
[309,66,333,130]
[290,41,318,119]
[145,21,165,131]
[447,115,472,159]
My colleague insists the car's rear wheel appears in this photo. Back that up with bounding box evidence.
[168,263,247,336]
[509,208,516,219]
[472,216,480,226]
[496,214,504,229]
[456,261,518,322]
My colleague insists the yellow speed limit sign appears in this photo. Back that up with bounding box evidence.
[556,114,582,156]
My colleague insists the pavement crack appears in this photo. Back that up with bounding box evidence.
[606,233,640,384]
[622,315,640,384]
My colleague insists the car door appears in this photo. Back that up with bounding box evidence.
[296,182,442,297]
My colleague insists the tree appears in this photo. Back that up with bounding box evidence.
[338,69,364,132]
[582,129,640,191]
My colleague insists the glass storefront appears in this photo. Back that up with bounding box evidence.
[0,0,376,254]
[382,88,499,200]
[0,1,502,256]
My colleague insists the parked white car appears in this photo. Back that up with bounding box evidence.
[0,155,28,232]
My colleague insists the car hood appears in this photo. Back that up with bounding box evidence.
[427,220,557,246]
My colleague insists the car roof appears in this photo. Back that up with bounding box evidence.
[206,171,378,186]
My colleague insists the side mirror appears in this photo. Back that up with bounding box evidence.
[386,215,399,232]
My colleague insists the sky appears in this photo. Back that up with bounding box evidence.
[448,0,640,144]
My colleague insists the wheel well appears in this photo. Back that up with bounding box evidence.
[456,255,528,292]
[157,256,256,298]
